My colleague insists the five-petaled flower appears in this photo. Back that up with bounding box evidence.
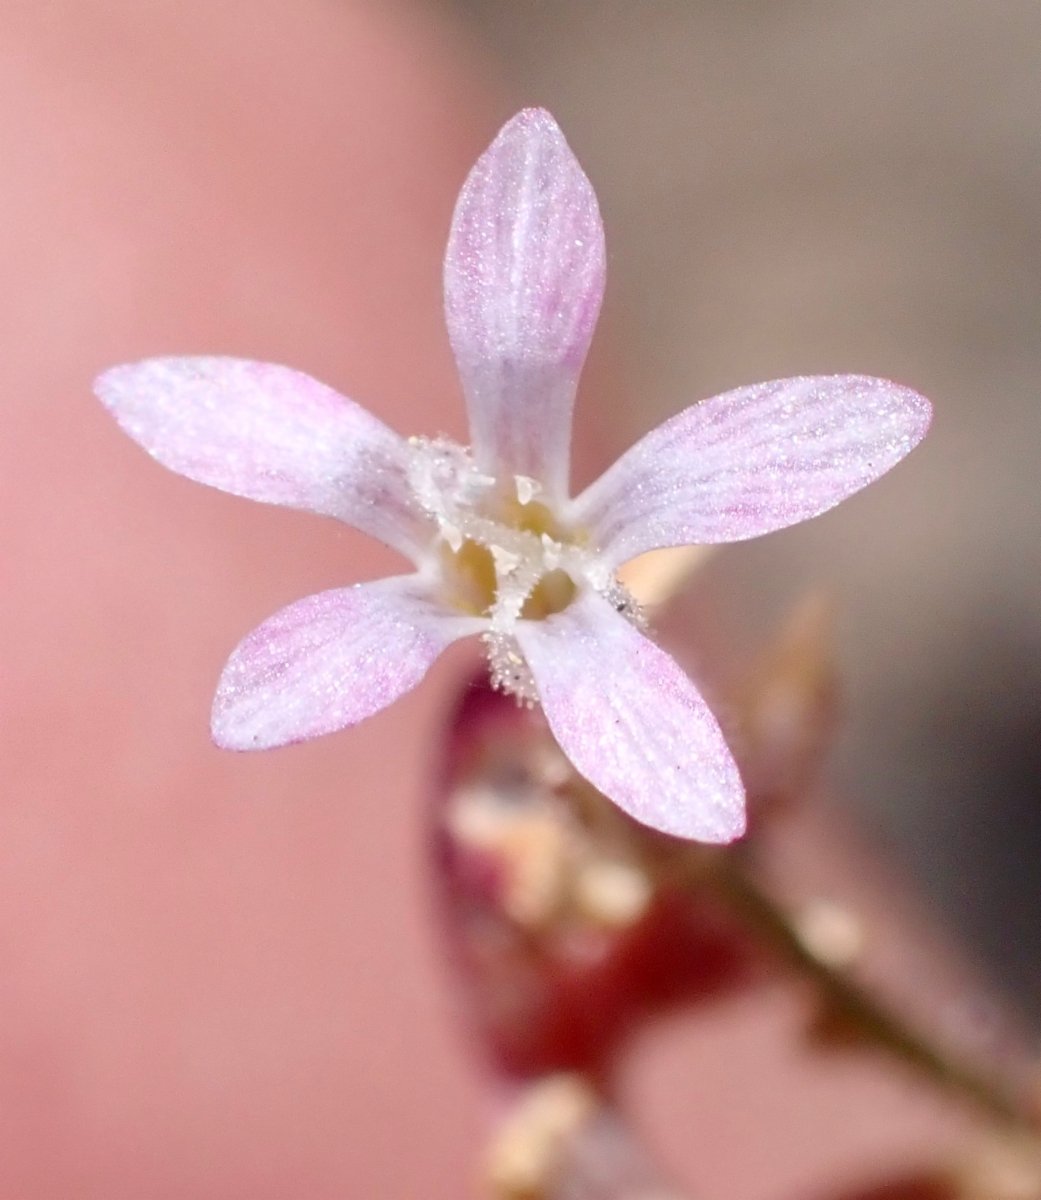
[95,109,931,843]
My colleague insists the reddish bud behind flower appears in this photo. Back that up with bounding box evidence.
[432,671,764,1079]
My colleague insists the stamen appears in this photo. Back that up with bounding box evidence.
[540,534,562,571]
[514,474,541,506]
[484,631,538,706]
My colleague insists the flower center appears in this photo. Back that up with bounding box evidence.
[408,437,587,625]
[439,537,577,621]
[407,436,639,704]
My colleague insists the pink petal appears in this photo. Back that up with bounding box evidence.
[444,109,605,500]
[571,375,932,568]
[95,357,431,560]
[212,576,484,750]
[514,592,745,842]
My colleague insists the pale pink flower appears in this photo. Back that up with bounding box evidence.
[95,109,930,843]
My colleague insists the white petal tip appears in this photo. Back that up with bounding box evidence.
[499,107,564,139]
[210,702,270,753]
[695,805,747,846]
[92,362,133,409]
[637,779,747,844]
[209,692,316,752]
[210,726,250,753]
[905,388,934,443]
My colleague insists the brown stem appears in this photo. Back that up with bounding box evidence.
[699,859,1033,1132]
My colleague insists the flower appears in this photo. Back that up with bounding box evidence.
[94,108,931,844]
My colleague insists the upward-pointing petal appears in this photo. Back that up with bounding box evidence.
[515,591,746,843]
[95,356,432,561]
[444,109,605,501]
[571,375,932,569]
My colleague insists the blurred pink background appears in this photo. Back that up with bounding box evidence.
[0,2,1037,1197]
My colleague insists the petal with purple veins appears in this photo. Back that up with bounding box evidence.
[514,591,746,843]
[571,375,932,569]
[95,356,431,560]
[444,109,605,501]
[212,575,485,750]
